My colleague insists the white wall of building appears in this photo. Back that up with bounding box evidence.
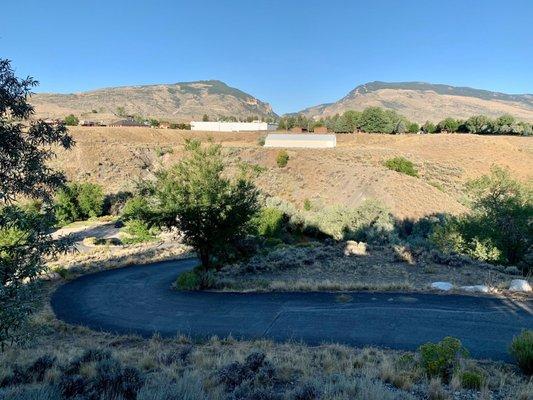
[264,134,336,148]
[191,121,270,132]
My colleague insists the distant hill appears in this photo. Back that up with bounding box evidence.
[31,80,277,122]
[295,81,533,123]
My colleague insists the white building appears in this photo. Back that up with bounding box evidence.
[190,121,277,132]
[264,134,336,148]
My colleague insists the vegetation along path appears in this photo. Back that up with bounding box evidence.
[51,259,533,361]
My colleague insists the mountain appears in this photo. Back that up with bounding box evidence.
[31,80,277,122]
[295,81,533,123]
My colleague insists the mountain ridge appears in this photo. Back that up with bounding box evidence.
[293,81,533,123]
[31,80,276,122]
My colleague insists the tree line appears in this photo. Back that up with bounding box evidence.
[277,107,533,136]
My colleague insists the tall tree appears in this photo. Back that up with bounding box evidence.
[151,139,259,269]
[0,59,73,350]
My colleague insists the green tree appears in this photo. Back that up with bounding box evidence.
[343,110,362,132]
[333,115,352,133]
[54,182,104,225]
[202,114,209,122]
[358,107,394,133]
[407,122,420,133]
[151,139,259,269]
[0,59,73,350]
[465,115,492,134]
[421,121,436,134]
[437,118,460,133]
[64,114,79,126]
[392,120,407,134]
[431,167,532,270]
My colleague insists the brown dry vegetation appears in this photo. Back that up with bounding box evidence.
[51,127,532,220]
[215,242,524,294]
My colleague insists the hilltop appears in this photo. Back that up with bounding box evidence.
[296,81,533,123]
[30,80,277,122]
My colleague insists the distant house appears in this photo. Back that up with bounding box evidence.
[159,122,171,129]
[313,126,328,133]
[264,134,336,148]
[109,118,147,127]
[191,121,275,132]
[290,126,308,133]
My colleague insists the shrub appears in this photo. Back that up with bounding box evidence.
[64,114,79,126]
[418,337,469,382]
[254,207,285,238]
[422,121,436,134]
[430,167,532,270]
[303,199,312,211]
[384,157,418,177]
[510,330,533,375]
[175,268,215,291]
[459,370,485,389]
[257,136,266,146]
[407,122,419,133]
[121,196,152,222]
[276,150,289,168]
[121,219,158,244]
[54,182,105,225]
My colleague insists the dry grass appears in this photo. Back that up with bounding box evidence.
[49,128,532,220]
[215,242,521,294]
[0,299,529,400]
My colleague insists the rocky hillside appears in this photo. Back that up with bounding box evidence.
[31,80,276,122]
[297,81,533,123]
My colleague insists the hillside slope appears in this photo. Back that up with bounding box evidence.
[50,127,533,220]
[297,81,533,123]
[31,80,276,122]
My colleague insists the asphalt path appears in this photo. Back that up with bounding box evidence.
[51,258,533,361]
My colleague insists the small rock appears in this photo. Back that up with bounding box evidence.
[459,285,490,293]
[431,282,453,291]
[344,240,367,256]
[509,279,532,292]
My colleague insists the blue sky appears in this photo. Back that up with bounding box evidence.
[3,0,532,114]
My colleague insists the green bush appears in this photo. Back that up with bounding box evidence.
[276,150,289,168]
[407,123,419,133]
[422,121,436,134]
[510,330,533,375]
[175,268,215,291]
[64,114,79,126]
[384,157,418,177]
[121,219,158,244]
[54,182,105,225]
[459,370,485,389]
[253,207,285,238]
[418,337,469,382]
[121,196,151,222]
[430,167,532,270]
[303,199,312,211]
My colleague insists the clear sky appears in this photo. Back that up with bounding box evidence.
[3,0,532,114]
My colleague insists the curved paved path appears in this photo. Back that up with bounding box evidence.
[51,259,533,361]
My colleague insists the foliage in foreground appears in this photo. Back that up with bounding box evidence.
[54,182,105,225]
[149,139,260,269]
[0,58,73,350]
[510,330,533,376]
[431,166,532,271]
[418,337,469,383]
[384,157,419,177]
